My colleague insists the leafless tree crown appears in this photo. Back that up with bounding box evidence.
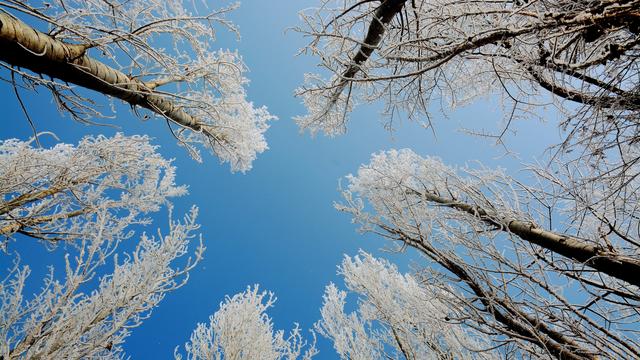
[0,0,274,171]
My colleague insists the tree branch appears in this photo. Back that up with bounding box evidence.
[341,0,407,81]
[408,188,640,288]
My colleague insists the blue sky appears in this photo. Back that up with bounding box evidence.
[1,1,563,358]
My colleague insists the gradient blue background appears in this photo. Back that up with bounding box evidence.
[0,1,561,358]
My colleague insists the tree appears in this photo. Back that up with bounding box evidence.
[0,0,274,171]
[296,0,639,135]
[0,135,204,358]
[295,0,640,184]
[176,285,317,360]
[316,251,495,360]
[1,2,275,356]
[175,253,497,360]
[337,149,640,359]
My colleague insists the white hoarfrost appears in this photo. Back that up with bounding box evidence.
[0,133,186,246]
[177,286,317,360]
[6,0,276,171]
[317,252,496,360]
[336,148,640,358]
[0,134,204,358]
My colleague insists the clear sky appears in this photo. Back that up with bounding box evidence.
[0,1,562,358]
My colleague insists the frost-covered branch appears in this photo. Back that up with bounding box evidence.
[295,0,640,201]
[0,133,204,358]
[317,252,497,360]
[296,0,639,136]
[0,1,274,170]
[176,285,317,360]
[0,134,185,247]
[0,208,204,359]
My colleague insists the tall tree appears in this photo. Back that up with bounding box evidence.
[0,135,204,359]
[176,253,496,360]
[295,3,640,357]
[0,0,274,171]
[295,0,640,189]
[337,149,640,359]
[296,0,639,139]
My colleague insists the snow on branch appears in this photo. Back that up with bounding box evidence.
[0,133,185,247]
[317,251,496,360]
[336,149,640,358]
[0,1,275,171]
[177,285,317,360]
[296,0,639,140]
[1,208,204,358]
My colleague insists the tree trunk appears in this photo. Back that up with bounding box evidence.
[414,189,640,288]
[0,13,206,133]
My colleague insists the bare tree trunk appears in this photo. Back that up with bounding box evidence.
[0,13,207,134]
[341,0,408,80]
[410,188,640,288]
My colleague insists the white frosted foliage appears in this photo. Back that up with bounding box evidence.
[337,149,640,358]
[0,134,204,358]
[0,208,204,359]
[0,133,186,246]
[339,148,526,245]
[317,252,496,360]
[6,0,276,171]
[177,286,317,360]
[295,0,639,147]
